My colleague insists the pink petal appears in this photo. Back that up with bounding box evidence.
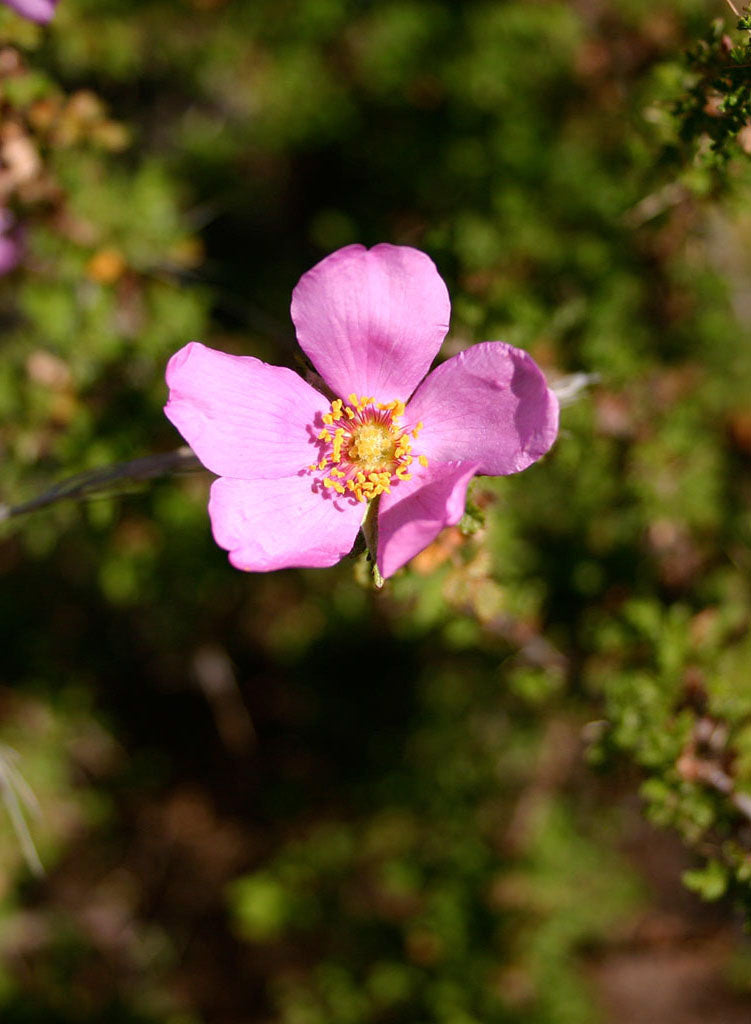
[291,244,451,404]
[376,460,479,579]
[405,342,559,475]
[209,475,364,571]
[165,342,329,480]
[2,0,58,22]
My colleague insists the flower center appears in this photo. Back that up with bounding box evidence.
[347,422,396,472]
[309,393,427,503]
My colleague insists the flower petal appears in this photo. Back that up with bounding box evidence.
[405,342,559,475]
[291,243,451,404]
[376,460,478,579]
[165,342,329,480]
[209,475,364,571]
[3,0,58,22]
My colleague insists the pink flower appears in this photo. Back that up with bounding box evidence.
[164,244,559,579]
[0,209,23,276]
[2,0,58,21]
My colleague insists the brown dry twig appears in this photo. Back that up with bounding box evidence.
[677,716,751,825]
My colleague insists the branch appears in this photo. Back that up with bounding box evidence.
[0,746,43,878]
[0,446,202,521]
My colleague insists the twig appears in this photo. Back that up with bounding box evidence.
[551,373,600,407]
[0,446,202,522]
[691,759,751,823]
[0,746,43,878]
[623,182,688,228]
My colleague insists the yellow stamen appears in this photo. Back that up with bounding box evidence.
[312,393,428,504]
[394,434,412,458]
[323,476,346,495]
[331,428,346,463]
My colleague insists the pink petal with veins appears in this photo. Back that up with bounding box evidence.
[165,341,328,480]
[291,243,450,404]
[377,460,479,578]
[209,474,364,571]
[406,342,559,475]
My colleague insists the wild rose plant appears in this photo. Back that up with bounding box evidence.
[164,244,559,579]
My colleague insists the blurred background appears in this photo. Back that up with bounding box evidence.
[2,0,751,1021]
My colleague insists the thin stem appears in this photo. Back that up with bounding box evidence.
[0,446,202,522]
[0,747,44,878]
[359,496,384,589]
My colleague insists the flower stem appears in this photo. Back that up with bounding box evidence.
[360,497,384,589]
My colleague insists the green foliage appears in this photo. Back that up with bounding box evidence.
[675,17,751,175]
[228,673,641,1024]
